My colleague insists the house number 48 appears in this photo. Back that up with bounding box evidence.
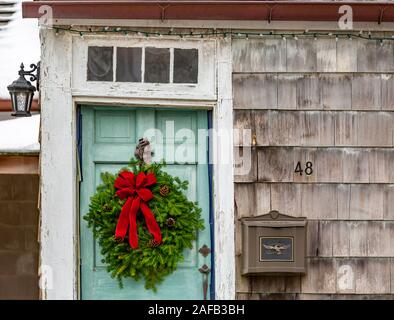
[294,161,313,176]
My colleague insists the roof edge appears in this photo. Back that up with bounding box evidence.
[22,1,394,23]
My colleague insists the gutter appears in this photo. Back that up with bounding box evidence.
[22,1,394,23]
[0,99,40,112]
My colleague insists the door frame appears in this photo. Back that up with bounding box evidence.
[38,32,235,299]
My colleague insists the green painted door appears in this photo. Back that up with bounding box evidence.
[80,106,211,300]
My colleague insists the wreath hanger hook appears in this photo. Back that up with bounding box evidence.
[134,138,153,164]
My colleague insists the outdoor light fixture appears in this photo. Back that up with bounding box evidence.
[7,62,40,117]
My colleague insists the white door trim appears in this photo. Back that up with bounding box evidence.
[213,39,235,300]
[39,29,77,300]
[39,29,235,300]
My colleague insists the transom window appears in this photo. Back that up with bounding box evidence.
[87,46,199,84]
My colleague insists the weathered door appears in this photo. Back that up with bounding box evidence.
[80,106,211,300]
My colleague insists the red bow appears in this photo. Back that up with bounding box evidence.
[114,171,162,249]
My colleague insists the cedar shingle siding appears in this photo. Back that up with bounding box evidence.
[233,36,394,299]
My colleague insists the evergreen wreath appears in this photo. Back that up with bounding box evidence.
[84,159,204,290]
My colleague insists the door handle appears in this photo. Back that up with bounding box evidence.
[199,264,211,301]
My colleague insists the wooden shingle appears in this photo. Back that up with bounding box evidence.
[301,258,336,294]
[253,110,269,146]
[315,148,343,182]
[357,112,393,147]
[234,147,257,182]
[337,184,351,219]
[334,112,358,146]
[382,74,394,110]
[355,258,391,294]
[351,74,381,110]
[349,185,384,220]
[235,257,250,292]
[336,38,358,72]
[255,183,271,215]
[277,75,300,110]
[367,222,392,257]
[316,38,336,72]
[319,221,334,257]
[332,221,350,257]
[234,110,253,146]
[357,41,377,72]
[307,220,319,257]
[268,111,302,146]
[301,184,337,220]
[287,38,317,72]
[258,147,293,182]
[342,149,369,183]
[233,74,277,109]
[384,185,394,220]
[234,183,256,218]
[232,39,286,73]
[296,75,321,109]
[321,74,352,110]
[270,183,302,217]
[377,41,394,72]
[349,222,368,256]
[251,276,301,294]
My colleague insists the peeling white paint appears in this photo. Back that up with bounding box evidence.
[40,29,76,300]
[71,35,216,101]
[213,39,235,300]
[39,28,235,300]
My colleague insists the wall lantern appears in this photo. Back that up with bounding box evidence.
[7,63,40,117]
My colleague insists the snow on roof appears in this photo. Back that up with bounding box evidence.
[0,113,40,153]
[0,0,40,99]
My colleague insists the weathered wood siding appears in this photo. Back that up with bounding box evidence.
[233,36,394,299]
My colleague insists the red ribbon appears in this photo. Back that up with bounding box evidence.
[114,171,162,249]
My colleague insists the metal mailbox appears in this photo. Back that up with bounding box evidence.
[241,210,307,275]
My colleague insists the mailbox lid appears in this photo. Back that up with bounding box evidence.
[241,210,307,227]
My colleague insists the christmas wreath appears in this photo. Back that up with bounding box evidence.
[84,159,204,290]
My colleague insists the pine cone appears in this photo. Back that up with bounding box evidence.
[103,204,111,212]
[159,185,170,197]
[148,239,160,248]
[166,217,176,228]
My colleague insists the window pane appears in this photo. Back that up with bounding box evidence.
[144,47,170,83]
[116,47,142,82]
[173,49,198,84]
[87,46,113,81]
